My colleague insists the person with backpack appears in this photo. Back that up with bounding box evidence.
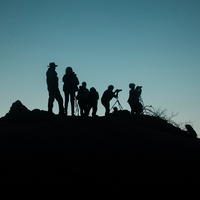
[62,67,79,116]
[127,83,143,114]
[76,82,89,116]
[87,87,99,117]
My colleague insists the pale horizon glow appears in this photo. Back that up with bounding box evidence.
[0,0,200,136]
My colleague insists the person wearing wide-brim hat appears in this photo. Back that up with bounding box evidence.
[46,62,64,115]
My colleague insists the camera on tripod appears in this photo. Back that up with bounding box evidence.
[110,89,123,111]
[115,89,122,98]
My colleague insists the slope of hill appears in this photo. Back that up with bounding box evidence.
[0,100,199,198]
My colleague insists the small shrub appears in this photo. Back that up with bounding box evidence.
[142,105,193,131]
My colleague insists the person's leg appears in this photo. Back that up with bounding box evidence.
[55,90,64,114]
[48,91,55,113]
[136,102,143,114]
[92,102,97,117]
[82,99,88,115]
[105,102,110,116]
[70,91,75,116]
[64,91,70,114]
[78,100,84,116]
[103,101,110,116]
[86,103,92,116]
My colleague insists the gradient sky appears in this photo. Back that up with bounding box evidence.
[0,0,200,136]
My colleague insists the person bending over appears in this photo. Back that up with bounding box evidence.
[101,85,118,116]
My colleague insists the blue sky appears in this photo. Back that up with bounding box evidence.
[0,0,200,136]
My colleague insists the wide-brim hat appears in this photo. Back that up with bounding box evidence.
[48,62,58,67]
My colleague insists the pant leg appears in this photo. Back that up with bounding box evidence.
[92,102,97,116]
[105,102,110,116]
[78,100,84,116]
[70,91,75,115]
[55,90,64,114]
[64,91,70,114]
[102,101,109,116]
[48,90,55,113]
[86,103,92,116]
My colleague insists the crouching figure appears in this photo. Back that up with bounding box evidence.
[127,83,143,114]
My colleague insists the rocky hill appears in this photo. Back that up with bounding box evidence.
[0,100,199,198]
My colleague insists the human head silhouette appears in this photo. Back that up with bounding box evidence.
[82,82,87,88]
[113,107,118,112]
[129,83,135,89]
[90,87,96,92]
[66,66,73,74]
[108,85,114,91]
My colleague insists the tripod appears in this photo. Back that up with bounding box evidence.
[74,95,79,116]
[110,96,123,111]
[139,96,154,115]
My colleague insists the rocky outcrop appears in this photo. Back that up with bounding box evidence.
[7,100,30,115]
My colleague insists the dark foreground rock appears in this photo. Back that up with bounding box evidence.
[0,101,199,198]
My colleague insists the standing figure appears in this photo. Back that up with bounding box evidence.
[101,85,118,116]
[62,67,79,116]
[46,62,64,115]
[127,83,143,114]
[77,82,89,116]
[87,87,99,117]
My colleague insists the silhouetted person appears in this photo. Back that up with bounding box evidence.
[101,85,118,116]
[87,87,99,117]
[77,82,89,116]
[62,67,79,116]
[46,62,64,115]
[127,83,143,114]
[185,124,197,138]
